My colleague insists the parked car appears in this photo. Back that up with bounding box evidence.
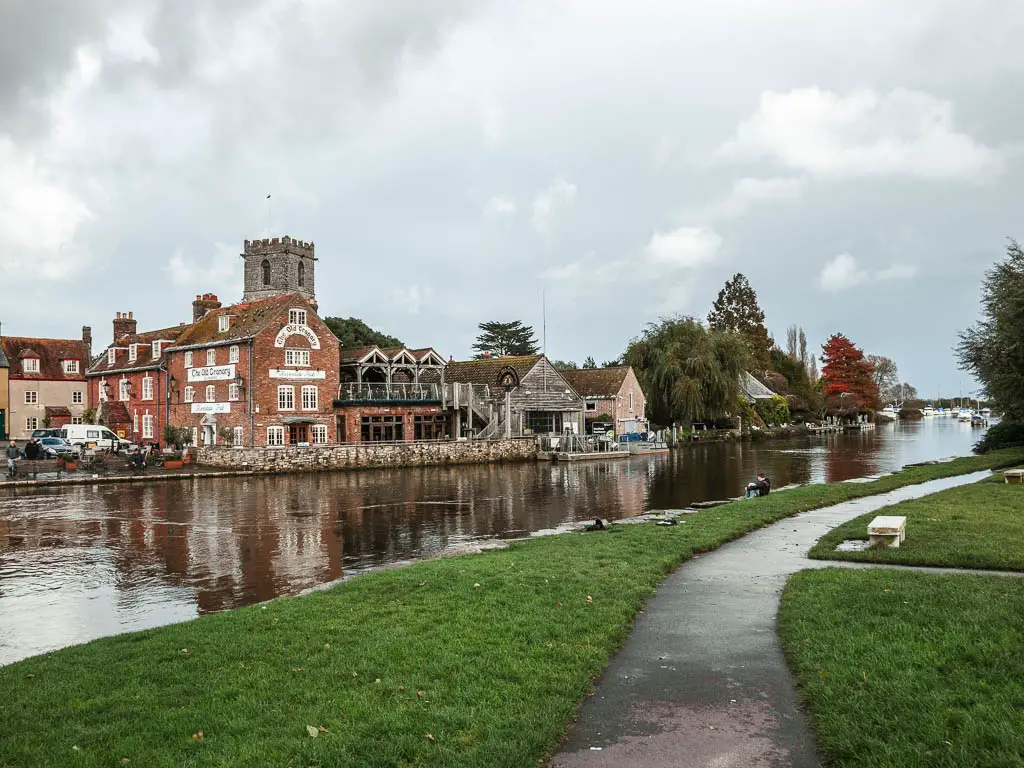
[30,428,63,440]
[60,424,132,452]
[37,437,75,458]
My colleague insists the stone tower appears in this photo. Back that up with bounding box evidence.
[241,236,317,307]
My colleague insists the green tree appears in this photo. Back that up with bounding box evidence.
[770,347,822,418]
[707,273,772,371]
[324,317,402,349]
[958,240,1024,422]
[551,360,578,372]
[582,356,597,369]
[624,316,751,426]
[472,321,539,358]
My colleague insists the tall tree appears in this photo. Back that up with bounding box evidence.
[786,325,799,359]
[707,273,772,370]
[582,356,597,369]
[624,316,751,426]
[798,328,808,368]
[324,317,401,349]
[821,333,880,413]
[472,320,539,358]
[808,353,818,381]
[866,355,900,403]
[958,240,1024,421]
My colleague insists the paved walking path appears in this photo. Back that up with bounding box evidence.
[552,471,1002,768]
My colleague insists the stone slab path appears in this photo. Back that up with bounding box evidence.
[552,471,1004,768]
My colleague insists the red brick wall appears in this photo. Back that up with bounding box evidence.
[88,367,166,443]
[583,369,648,432]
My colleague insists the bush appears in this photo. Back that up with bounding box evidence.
[754,395,790,426]
[974,421,1024,454]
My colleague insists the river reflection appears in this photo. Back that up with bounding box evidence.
[0,418,982,664]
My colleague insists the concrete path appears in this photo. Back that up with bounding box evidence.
[552,471,998,768]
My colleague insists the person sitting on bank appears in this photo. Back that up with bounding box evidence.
[129,448,145,470]
[6,441,19,472]
[23,439,40,461]
[744,473,771,499]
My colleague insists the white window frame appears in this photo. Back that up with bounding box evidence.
[142,377,154,400]
[288,308,307,326]
[184,351,193,368]
[206,348,217,366]
[232,426,244,446]
[142,414,154,439]
[267,426,284,446]
[301,385,318,411]
[229,345,239,364]
[99,379,108,402]
[311,424,328,444]
[285,349,311,367]
[119,379,130,401]
[23,358,39,374]
[71,416,84,425]
[205,384,216,403]
[24,391,38,405]
[152,341,162,359]
[133,411,139,434]
[72,391,84,404]
[62,359,80,374]
[26,417,38,431]
[128,344,138,362]
[278,385,295,411]
[218,316,230,332]
[108,349,116,365]
[228,383,240,402]
[184,386,194,403]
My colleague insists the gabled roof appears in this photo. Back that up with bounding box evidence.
[98,401,131,425]
[741,371,777,401]
[444,355,543,386]
[173,293,308,348]
[408,347,445,365]
[89,323,192,376]
[339,345,383,364]
[562,367,631,398]
[0,337,89,380]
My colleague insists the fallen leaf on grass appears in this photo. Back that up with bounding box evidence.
[425,733,436,742]
[473,583,481,588]
[306,725,319,738]
[181,649,189,655]
[399,686,406,691]
[120,759,130,764]
[586,595,593,603]
[417,690,425,697]
[191,731,204,741]
[375,678,382,684]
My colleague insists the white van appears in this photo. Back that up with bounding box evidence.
[61,424,132,452]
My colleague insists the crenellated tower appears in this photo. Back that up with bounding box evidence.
[241,235,317,308]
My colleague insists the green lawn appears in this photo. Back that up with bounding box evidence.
[780,568,1024,768]
[809,471,1024,571]
[2,448,1023,767]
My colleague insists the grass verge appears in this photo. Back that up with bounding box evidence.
[809,470,1024,571]
[2,448,1023,767]
[779,568,1024,767]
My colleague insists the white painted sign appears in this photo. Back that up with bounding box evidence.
[268,368,327,380]
[191,403,231,414]
[187,364,237,383]
[274,324,321,349]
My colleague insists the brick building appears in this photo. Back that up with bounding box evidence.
[561,366,647,434]
[1,332,91,439]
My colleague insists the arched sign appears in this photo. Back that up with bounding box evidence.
[274,324,321,349]
[498,365,520,389]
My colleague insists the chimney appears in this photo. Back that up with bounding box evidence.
[82,325,92,360]
[193,293,222,322]
[112,311,137,342]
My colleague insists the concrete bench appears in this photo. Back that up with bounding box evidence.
[1004,469,1024,484]
[868,515,907,549]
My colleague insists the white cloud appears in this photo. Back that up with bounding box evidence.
[540,262,582,280]
[392,284,432,314]
[720,88,1002,180]
[480,99,505,148]
[482,195,516,218]
[164,243,239,290]
[646,227,723,267]
[820,253,918,292]
[531,177,577,237]
[0,137,92,280]
[698,176,806,221]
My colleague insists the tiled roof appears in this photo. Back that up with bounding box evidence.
[98,401,131,425]
[339,345,380,363]
[444,355,542,386]
[0,344,7,368]
[45,406,71,418]
[741,371,777,400]
[0,337,89,381]
[561,367,631,398]
[89,323,193,376]
[408,347,444,363]
[173,293,307,348]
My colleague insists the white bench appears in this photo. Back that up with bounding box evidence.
[868,515,907,549]
[1004,469,1024,484]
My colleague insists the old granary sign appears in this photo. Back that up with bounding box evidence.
[187,364,237,383]
[274,324,321,349]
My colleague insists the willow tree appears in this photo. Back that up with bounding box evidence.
[624,316,751,426]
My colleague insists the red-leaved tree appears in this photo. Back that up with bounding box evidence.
[820,333,880,414]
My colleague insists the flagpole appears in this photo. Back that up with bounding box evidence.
[266,194,272,235]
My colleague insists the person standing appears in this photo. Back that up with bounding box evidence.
[6,441,19,474]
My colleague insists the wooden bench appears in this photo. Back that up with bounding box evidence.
[1004,469,1024,484]
[868,515,907,549]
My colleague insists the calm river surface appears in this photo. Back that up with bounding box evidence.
[0,418,983,664]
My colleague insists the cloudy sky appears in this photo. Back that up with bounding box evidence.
[2,0,1021,396]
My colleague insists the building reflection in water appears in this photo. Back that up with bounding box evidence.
[0,419,979,664]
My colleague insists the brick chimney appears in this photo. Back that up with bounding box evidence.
[193,293,222,322]
[112,312,137,342]
[82,325,92,360]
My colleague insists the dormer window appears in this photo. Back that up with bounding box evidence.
[62,359,80,374]
[23,358,39,374]
[129,344,138,362]
[108,349,116,365]
[288,308,307,326]
[218,315,230,333]
[152,341,162,359]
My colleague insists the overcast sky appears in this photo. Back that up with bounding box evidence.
[2,0,1020,396]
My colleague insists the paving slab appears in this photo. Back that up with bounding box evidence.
[552,471,994,768]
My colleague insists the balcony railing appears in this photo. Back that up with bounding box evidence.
[335,382,442,404]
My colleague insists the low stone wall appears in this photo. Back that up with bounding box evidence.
[196,438,538,472]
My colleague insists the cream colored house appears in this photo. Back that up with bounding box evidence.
[0,343,8,440]
[1,334,90,439]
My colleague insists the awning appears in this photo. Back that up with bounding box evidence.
[283,416,316,424]
[45,406,72,417]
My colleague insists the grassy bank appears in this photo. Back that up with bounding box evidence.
[780,568,1024,767]
[809,471,1024,571]
[2,449,1023,767]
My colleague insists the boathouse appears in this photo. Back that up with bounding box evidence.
[561,366,647,434]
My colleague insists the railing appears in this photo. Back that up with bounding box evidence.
[335,383,442,403]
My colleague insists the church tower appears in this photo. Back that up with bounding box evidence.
[241,236,317,307]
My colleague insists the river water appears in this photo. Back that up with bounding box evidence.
[0,417,983,665]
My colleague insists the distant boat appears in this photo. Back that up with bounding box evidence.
[971,413,988,427]
[981,408,992,418]
[922,406,936,417]
[880,404,899,419]
[958,408,973,421]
